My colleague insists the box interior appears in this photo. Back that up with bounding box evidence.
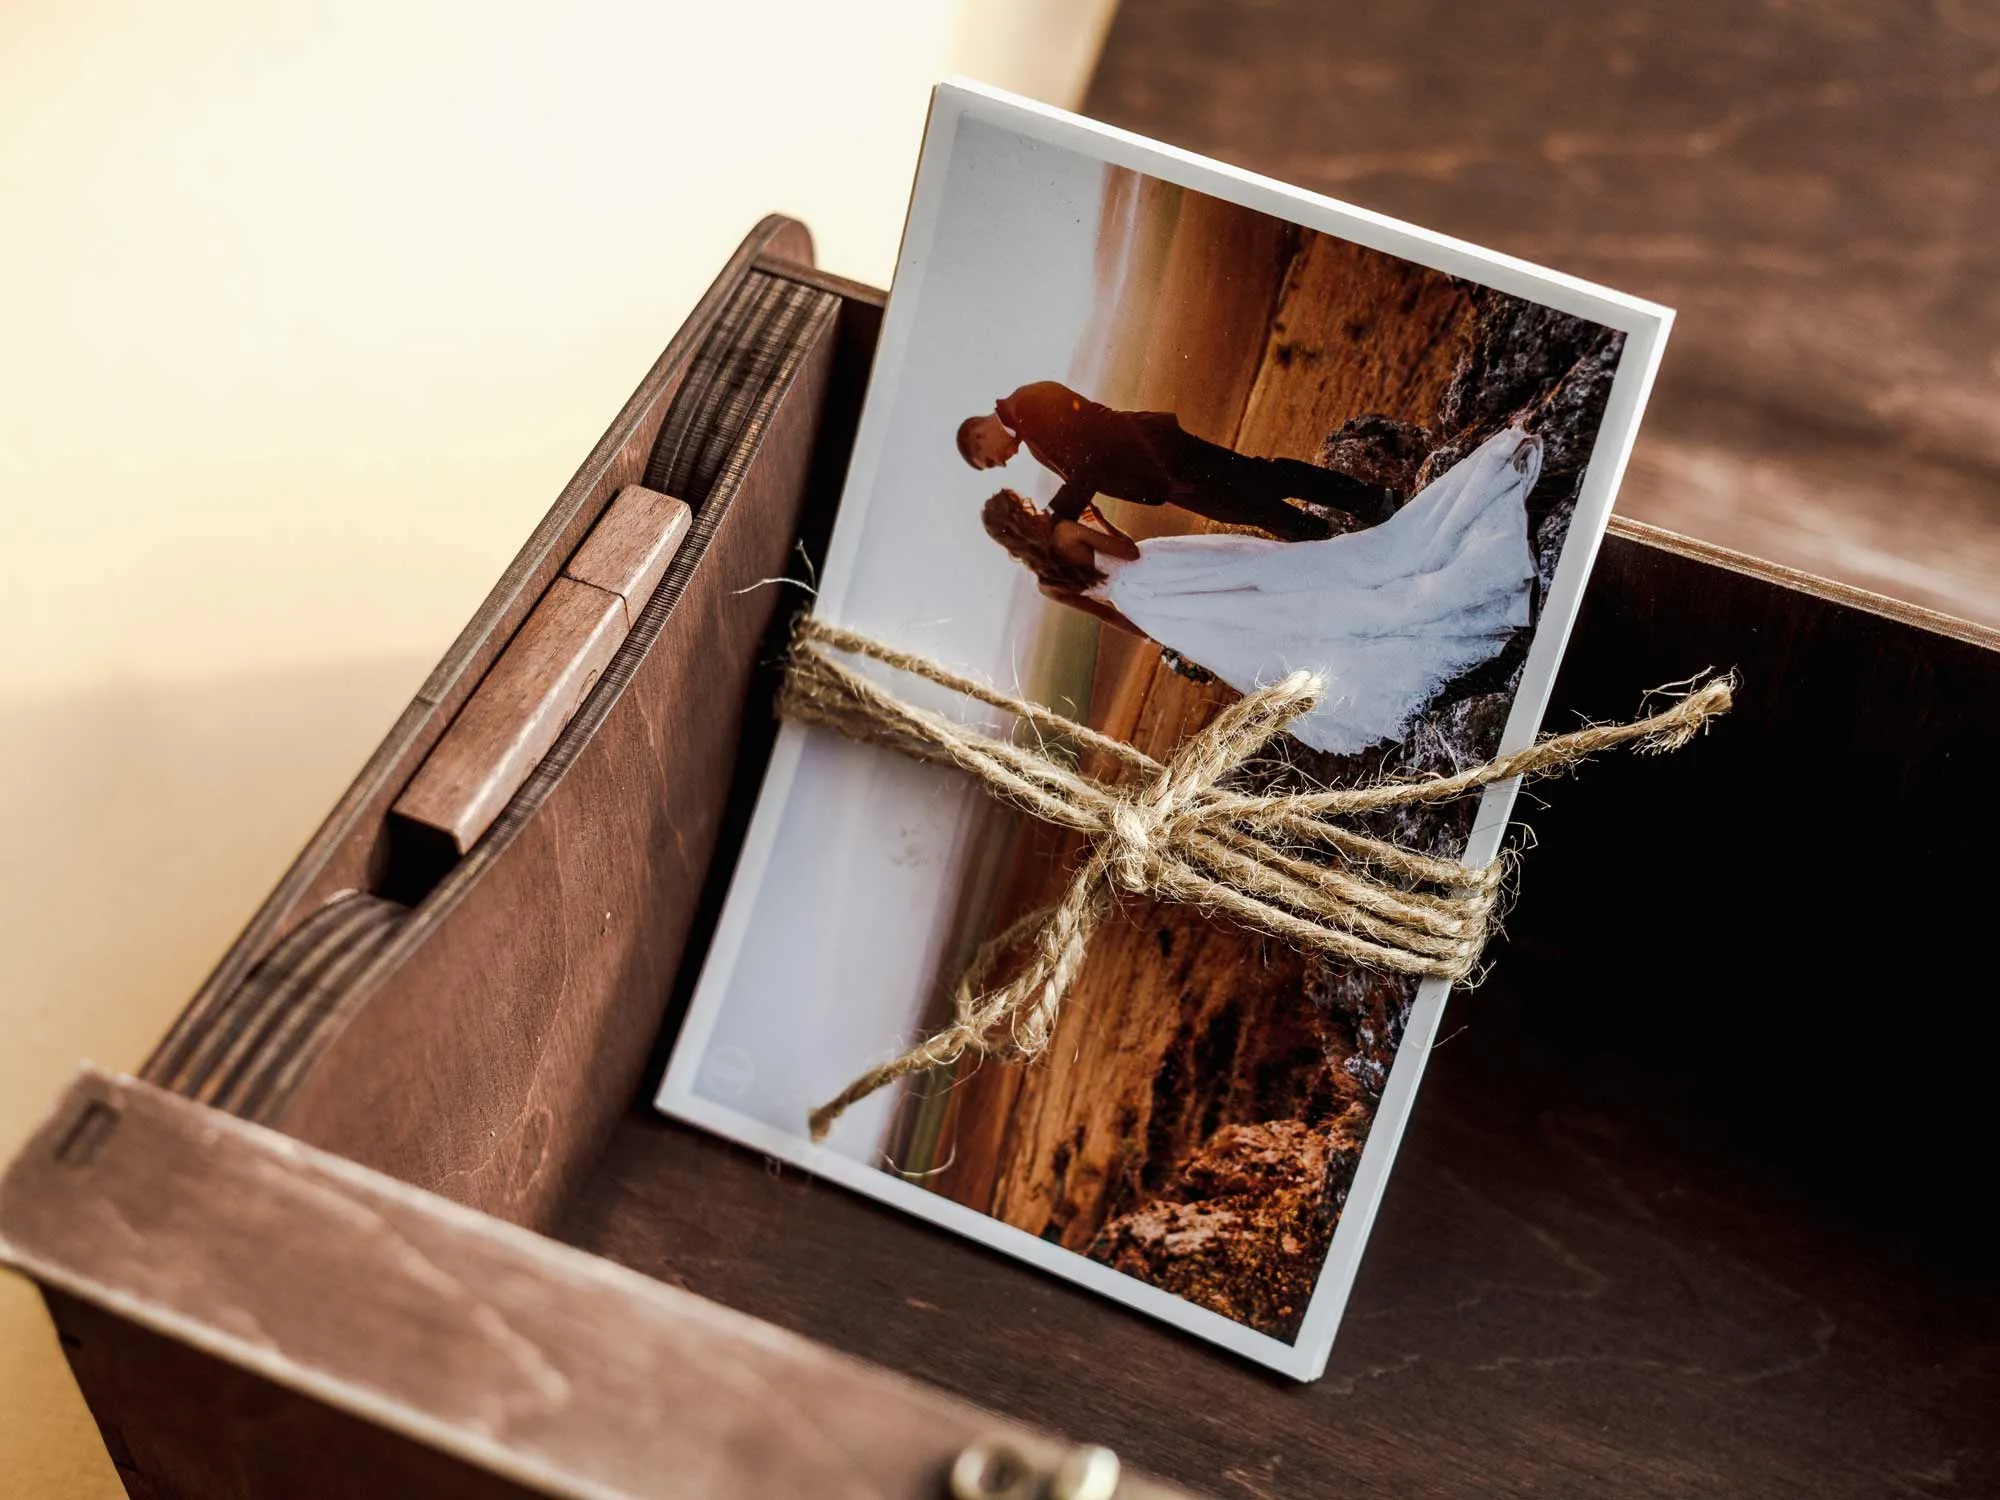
[129,236,2000,1495]
[546,507,1999,1495]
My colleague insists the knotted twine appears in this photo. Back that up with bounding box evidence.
[780,615,1734,1140]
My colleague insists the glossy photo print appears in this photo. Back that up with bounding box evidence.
[659,81,1670,1378]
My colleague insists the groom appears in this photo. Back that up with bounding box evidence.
[956,380,1397,542]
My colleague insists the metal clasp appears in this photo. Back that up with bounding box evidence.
[950,1440,1121,1500]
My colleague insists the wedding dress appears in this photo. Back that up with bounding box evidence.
[1088,426,1542,755]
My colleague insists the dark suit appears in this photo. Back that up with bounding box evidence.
[993,381,1395,541]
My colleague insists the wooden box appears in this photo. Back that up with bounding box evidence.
[5,219,1994,1499]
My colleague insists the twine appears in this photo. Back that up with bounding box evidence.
[780,616,1734,1140]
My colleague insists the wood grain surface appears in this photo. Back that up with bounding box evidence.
[1087,0,2000,630]
[135,237,854,1250]
[564,486,693,629]
[560,521,1999,1497]
[266,273,843,1232]
[2,1070,1193,1500]
[143,217,816,1102]
[392,577,630,854]
[389,487,693,853]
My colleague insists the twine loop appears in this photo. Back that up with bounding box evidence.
[1102,667,1316,892]
[778,615,1733,1140]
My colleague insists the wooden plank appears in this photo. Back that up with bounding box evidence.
[1497,524,2000,1268]
[564,486,692,628]
[748,254,887,309]
[392,578,629,855]
[0,1070,1193,1500]
[566,985,1998,1500]
[46,1290,558,1500]
[1606,513,2000,653]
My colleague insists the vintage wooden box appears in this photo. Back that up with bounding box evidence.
[5,219,1994,1499]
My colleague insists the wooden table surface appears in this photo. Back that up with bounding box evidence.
[1087,0,2000,629]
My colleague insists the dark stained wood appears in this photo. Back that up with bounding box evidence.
[47,1293,562,1500]
[748,254,887,309]
[2,1070,1193,1500]
[390,480,699,857]
[1501,520,2000,1272]
[564,485,692,629]
[566,1040,1995,1499]
[391,576,630,854]
[557,515,2000,1497]
[131,245,852,1254]
[144,216,816,1096]
[264,277,842,1231]
[1605,513,2000,653]
[1087,0,2000,630]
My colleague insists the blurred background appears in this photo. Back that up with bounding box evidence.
[0,3,1115,1490]
[2,1,1992,1492]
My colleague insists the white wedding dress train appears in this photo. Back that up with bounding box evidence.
[1088,426,1542,755]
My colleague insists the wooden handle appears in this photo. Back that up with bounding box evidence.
[0,1068,1195,1500]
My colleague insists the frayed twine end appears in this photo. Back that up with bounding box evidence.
[1637,669,1738,754]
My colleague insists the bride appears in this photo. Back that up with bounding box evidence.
[980,426,1543,756]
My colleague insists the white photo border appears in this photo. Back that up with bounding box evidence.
[660,78,1673,1381]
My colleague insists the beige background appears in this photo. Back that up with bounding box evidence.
[0,1,1111,1490]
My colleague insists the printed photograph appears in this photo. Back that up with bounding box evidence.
[661,85,1667,1375]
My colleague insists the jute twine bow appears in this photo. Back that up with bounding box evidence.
[780,616,1733,1140]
